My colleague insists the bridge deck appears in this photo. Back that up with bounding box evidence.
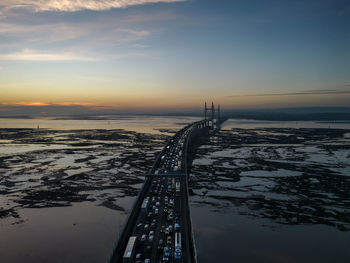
[108,119,216,263]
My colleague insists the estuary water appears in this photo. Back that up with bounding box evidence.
[189,125,350,263]
[0,116,350,262]
[0,116,200,134]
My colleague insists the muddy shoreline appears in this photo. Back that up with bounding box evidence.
[0,128,169,224]
[189,127,350,231]
[1,126,350,262]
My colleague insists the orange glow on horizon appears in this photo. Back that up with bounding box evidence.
[1,91,349,112]
[16,102,50,106]
[0,102,96,107]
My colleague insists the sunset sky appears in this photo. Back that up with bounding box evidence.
[0,0,349,114]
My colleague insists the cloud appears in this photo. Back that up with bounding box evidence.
[226,88,350,98]
[53,102,96,106]
[0,0,185,12]
[3,102,50,106]
[0,20,153,48]
[0,102,102,117]
[0,102,96,107]
[0,49,95,61]
[0,7,181,61]
[0,22,86,44]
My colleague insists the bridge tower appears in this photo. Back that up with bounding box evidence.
[217,104,221,121]
[211,102,215,121]
[204,101,223,127]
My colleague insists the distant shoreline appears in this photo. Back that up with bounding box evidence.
[1,114,350,122]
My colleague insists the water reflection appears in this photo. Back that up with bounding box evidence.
[0,127,171,262]
[0,115,200,134]
[189,127,350,262]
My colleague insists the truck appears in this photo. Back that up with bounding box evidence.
[175,181,180,193]
[141,198,149,213]
[175,232,181,250]
[123,236,137,263]
[174,232,182,259]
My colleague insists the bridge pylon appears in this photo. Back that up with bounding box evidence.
[211,102,215,121]
[217,104,221,121]
[203,101,224,127]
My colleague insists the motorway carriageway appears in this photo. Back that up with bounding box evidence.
[122,126,194,263]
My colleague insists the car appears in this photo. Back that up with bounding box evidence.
[164,246,171,256]
[136,223,143,229]
[157,239,164,250]
[175,249,182,259]
[155,208,159,214]
[167,236,171,245]
[144,224,149,229]
[144,259,150,263]
[148,230,154,240]
[174,223,180,231]
[135,253,142,260]
[162,246,170,261]
[141,234,147,242]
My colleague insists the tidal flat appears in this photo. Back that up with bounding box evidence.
[1,124,350,262]
[0,128,171,262]
[189,127,350,263]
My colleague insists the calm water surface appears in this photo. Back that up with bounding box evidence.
[0,115,200,134]
[189,123,350,263]
[1,117,349,262]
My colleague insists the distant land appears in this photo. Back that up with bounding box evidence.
[223,107,350,121]
[0,106,350,121]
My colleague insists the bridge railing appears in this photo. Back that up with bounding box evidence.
[107,124,195,262]
[182,120,209,263]
[107,120,210,263]
[106,176,153,263]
